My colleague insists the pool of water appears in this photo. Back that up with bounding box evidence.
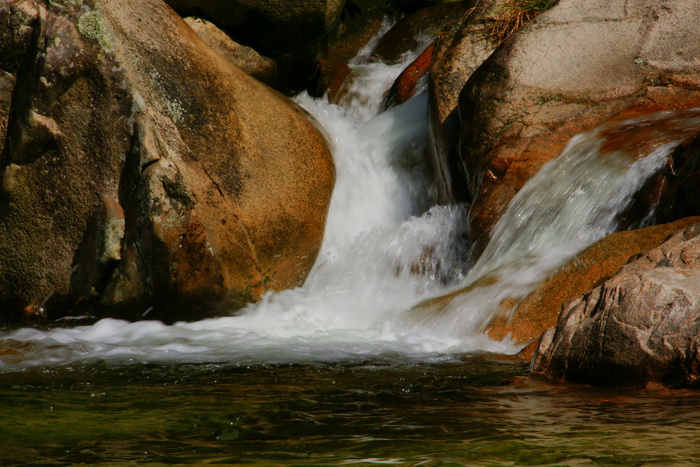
[2,355,699,465]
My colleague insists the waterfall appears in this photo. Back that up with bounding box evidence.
[0,46,695,370]
[403,109,700,338]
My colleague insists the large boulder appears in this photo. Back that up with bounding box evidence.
[486,217,700,345]
[0,0,334,323]
[458,0,700,255]
[163,0,346,93]
[532,222,700,388]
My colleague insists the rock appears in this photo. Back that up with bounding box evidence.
[391,0,446,15]
[428,0,503,203]
[164,0,346,93]
[531,222,700,388]
[183,17,276,84]
[371,1,476,64]
[311,0,387,101]
[458,0,700,255]
[0,0,335,323]
[0,0,131,318]
[487,217,700,345]
[384,41,434,109]
[0,70,14,153]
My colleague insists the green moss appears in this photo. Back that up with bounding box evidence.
[78,9,114,53]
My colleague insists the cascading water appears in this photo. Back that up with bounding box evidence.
[0,45,695,370]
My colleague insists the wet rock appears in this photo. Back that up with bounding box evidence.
[0,0,335,322]
[164,0,346,94]
[533,224,700,387]
[427,0,503,203]
[312,0,387,101]
[183,17,276,84]
[371,1,475,65]
[531,222,700,388]
[458,0,700,255]
[487,217,700,345]
[384,41,434,109]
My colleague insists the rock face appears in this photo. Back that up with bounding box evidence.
[183,17,276,84]
[164,0,346,93]
[458,0,700,255]
[311,0,387,102]
[371,1,475,65]
[428,0,502,203]
[532,222,700,388]
[0,0,335,323]
[487,217,700,345]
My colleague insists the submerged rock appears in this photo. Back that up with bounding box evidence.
[532,222,700,388]
[0,0,335,322]
[458,0,700,255]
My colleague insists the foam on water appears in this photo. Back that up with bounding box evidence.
[0,42,692,370]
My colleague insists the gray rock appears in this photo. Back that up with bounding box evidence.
[457,0,700,255]
[532,223,700,388]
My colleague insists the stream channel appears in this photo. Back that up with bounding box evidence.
[1,35,699,466]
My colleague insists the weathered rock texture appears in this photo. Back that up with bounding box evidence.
[532,222,700,388]
[458,0,700,255]
[371,1,475,65]
[183,17,276,84]
[312,0,388,101]
[428,0,502,203]
[487,217,700,345]
[0,0,334,323]
[164,0,346,93]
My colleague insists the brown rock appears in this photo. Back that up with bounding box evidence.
[487,217,700,345]
[312,0,387,101]
[183,17,276,83]
[0,0,130,318]
[532,222,700,388]
[371,1,476,64]
[164,0,346,93]
[384,41,434,109]
[459,0,700,255]
[0,0,335,322]
[428,0,503,203]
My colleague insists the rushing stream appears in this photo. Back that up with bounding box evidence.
[1,37,700,465]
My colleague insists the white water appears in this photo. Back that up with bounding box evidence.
[0,47,690,370]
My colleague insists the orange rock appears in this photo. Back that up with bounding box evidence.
[385,42,435,108]
[486,217,700,345]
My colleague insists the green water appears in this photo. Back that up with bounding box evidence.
[1,356,699,465]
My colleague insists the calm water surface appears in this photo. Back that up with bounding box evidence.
[2,354,699,465]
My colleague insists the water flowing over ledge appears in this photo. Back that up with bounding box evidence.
[0,49,694,371]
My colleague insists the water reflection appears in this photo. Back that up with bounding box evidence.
[1,359,698,465]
